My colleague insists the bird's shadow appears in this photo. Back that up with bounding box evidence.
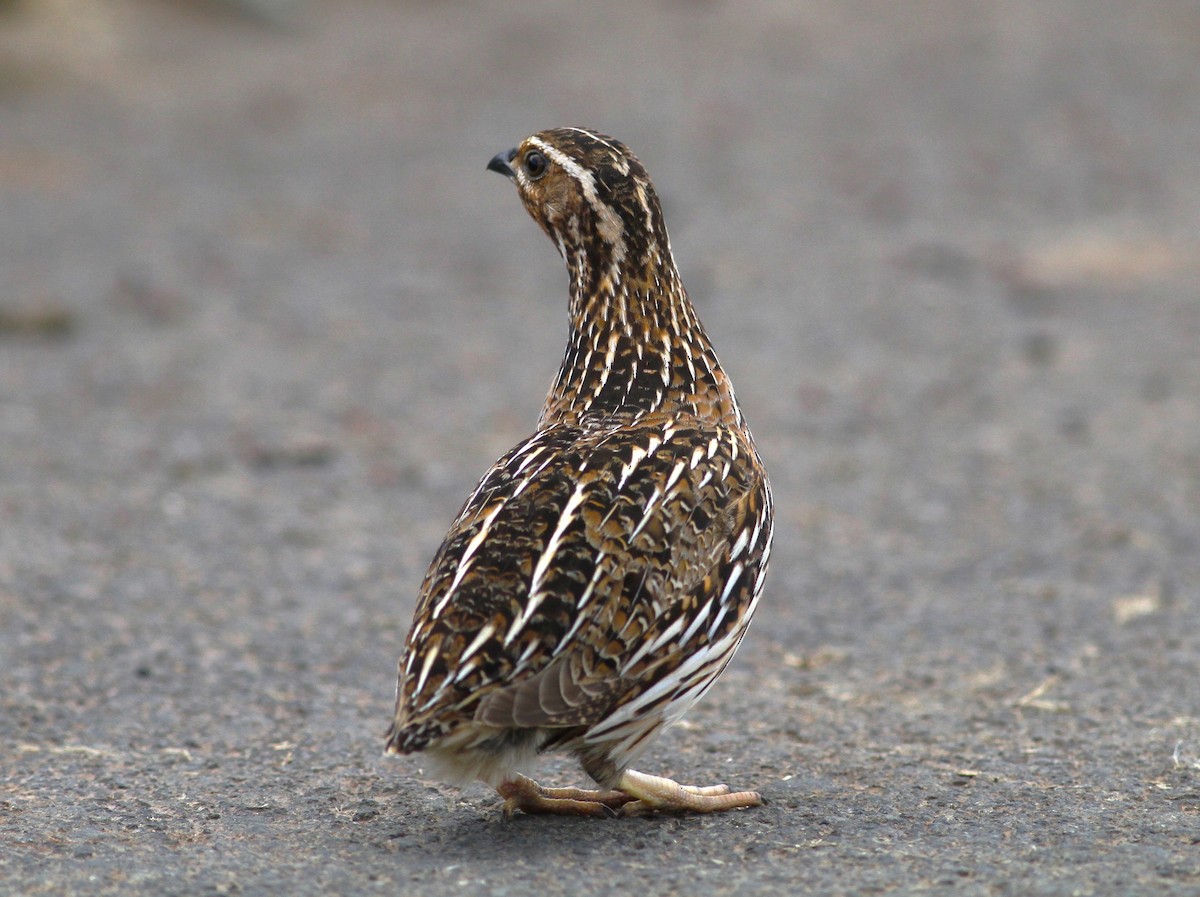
[370,782,794,873]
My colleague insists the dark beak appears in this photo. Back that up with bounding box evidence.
[487,147,518,179]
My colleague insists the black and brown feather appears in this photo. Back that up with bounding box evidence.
[386,128,773,790]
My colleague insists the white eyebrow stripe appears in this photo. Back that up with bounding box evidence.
[527,136,627,260]
[528,136,599,203]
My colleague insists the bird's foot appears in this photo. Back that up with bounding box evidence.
[613,769,763,817]
[497,774,635,818]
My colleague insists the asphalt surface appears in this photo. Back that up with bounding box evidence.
[2,1,1199,894]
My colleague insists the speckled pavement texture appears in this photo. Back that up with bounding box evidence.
[2,1,1198,894]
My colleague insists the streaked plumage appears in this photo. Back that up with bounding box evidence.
[386,128,773,816]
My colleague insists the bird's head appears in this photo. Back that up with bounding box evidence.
[487,127,667,267]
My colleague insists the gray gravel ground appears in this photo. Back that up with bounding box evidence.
[2,1,1199,894]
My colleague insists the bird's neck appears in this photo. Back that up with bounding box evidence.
[539,241,743,429]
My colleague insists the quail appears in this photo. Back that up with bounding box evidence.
[385,128,773,817]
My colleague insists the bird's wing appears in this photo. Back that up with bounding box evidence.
[391,415,770,746]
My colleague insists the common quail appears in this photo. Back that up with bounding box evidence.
[385,128,773,817]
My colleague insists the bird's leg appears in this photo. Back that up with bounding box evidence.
[496,774,635,818]
[613,769,763,817]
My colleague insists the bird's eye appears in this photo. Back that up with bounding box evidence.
[524,151,548,179]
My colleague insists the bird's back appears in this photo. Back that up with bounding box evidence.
[389,410,770,777]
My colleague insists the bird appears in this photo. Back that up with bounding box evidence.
[385,127,773,817]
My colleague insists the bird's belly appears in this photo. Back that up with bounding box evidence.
[420,725,547,787]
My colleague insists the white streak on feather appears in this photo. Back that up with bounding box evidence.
[504,481,588,646]
[448,656,481,686]
[513,637,541,675]
[628,487,662,539]
[513,444,547,475]
[756,524,774,575]
[621,610,688,675]
[511,454,557,499]
[718,562,745,611]
[663,459,687,493]
[587,620,744,743]
[431,501,505,619]
[591,330,620,406]
[680,598,715,646]
[557,559,608,648]
[414,645,439,698]
[624,359,639,403]
[458,622,497,666]
[618,444,648,489]
[729,528,750,561]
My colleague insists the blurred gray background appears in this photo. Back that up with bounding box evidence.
[2,1,1198,894]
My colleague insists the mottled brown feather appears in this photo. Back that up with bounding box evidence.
[385,128,773,791]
